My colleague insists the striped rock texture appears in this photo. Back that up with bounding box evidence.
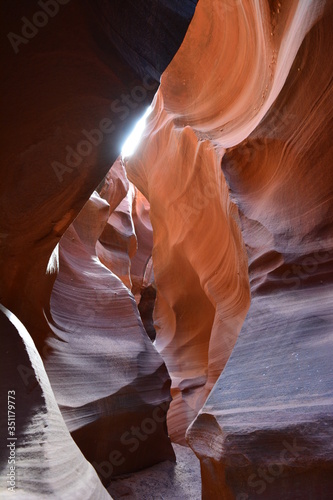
[0,305,110,500]
[0,0,196,495]
[1,0,333,498]
[125,0,333,497]
[48,189,175,483]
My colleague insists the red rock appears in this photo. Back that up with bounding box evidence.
[0,1,192,489]
[125,105,251,444]
[125,0,333,496]
[130,189,154,303]
[182,1,333,498]
[97,160,137,289]
[1,0,332,497]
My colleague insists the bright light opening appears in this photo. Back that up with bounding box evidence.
[121,106,151,158]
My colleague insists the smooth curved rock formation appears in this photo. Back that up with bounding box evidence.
[1,0,333,498]
[180,1,333,498]
[0,0,195,350]
[97,159,137,289]
[125,100,251,443]
[47,190,175,483]
[130,190,156,340]
[130,189,155,302]
[124,0,333,496]
[0,0,196,492]
[0,305,110,499]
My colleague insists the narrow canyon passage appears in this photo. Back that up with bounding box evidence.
[1,1,332,499]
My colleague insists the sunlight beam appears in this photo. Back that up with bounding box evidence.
[121,107,152,158]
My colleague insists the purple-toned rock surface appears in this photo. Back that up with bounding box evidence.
[0,305,110,499]
[48,191,175,484]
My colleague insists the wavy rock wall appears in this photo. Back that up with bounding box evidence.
[96,159,137,289]
[0,306,110,500]
[125,0,333,497]
[125,98,251,444]
[48,188,175,484]
[1,0,332,498]
[130,190,155,301]
[130,190,157,341]
[186,1,333,496]
[0,0,197,494]
[0,0,159,349]
[97,161,156,338]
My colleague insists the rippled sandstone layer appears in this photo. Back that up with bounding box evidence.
[1,0,332,498]
[0,0,197,493]
[125,0,333,497]
[48,189,175,483]
[125,107,251,443]
[0,306,110,500]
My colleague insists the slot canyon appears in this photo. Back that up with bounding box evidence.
[0,1,332,499]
